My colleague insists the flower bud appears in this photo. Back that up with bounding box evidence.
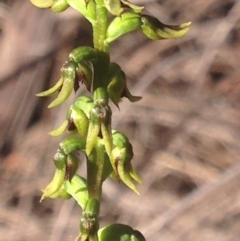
[71,106,89,138]
[48,61,77,108]
[86,105,101,156]
[141,14,191,40]
[111,131,141,194]
[40,149,67,202]
[98,224,146,241]
[105,12,142,43]
[100,106,112,158]
[59,136,86,155]
[107,62,142,107]
[107,63,125,107]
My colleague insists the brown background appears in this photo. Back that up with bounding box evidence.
[1,0,240,240]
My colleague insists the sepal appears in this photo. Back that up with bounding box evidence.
[36,77,63,97]
[71,106,89,138]
[141,14,191,40]
[100,105,112,158]
[107,62,142,107]
[40,149,67,202]
[111,131,141,194]
[48,61,77,108]
[105,12,142,43]
[48,120,68,136]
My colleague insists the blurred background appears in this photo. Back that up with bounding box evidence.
[1,0,240,240]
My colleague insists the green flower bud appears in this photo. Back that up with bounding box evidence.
[141,14,191,40]
[71,106,89,138]
[48,61,77,108]
[107,62,125,107]
[98,224,146,241]
[69,46,100,63]
[107,62,142,107]
[37,60,78,108]
[105,12,142,43]
[100,106,112,158]
[49,96,92,137]
[86,105,101,156]
[40,149,67,202]
[111,131,141,194]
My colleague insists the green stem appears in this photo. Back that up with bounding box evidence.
[93,5,108,52]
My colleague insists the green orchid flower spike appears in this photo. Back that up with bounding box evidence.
[30,0,191,240]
